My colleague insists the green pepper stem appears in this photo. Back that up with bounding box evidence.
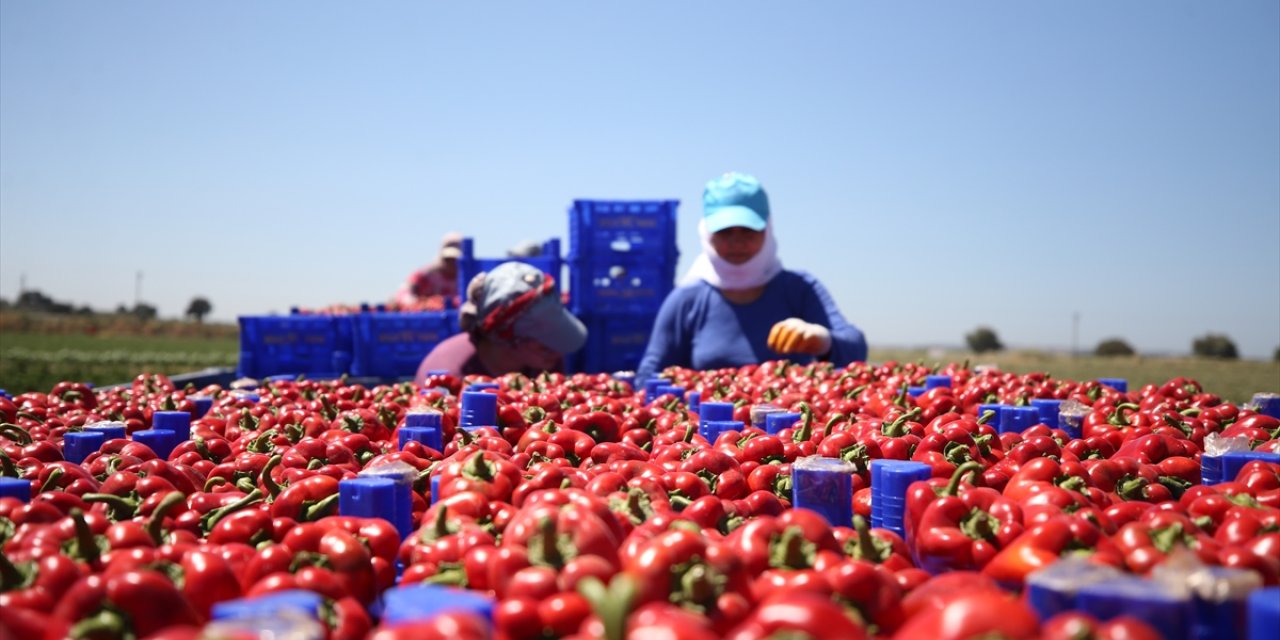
[70,508,99,566]
[147,491,186,545]
[69,610,127,639]
[39,467,65,494]
[851,515,881,562]
[0,450,18,478]
[0,551,26,590]
[261,455,283,498]
[82,493,138,521]
[302,493,339,521]
[0,423,32,445]
[943,461,985,497]
[202,489,264,532]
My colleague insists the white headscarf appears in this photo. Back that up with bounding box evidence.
[679,219,783,290]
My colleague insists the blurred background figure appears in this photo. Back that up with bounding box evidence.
[507,239,544,258]
[394,232,463,306]
[415,261,587,381]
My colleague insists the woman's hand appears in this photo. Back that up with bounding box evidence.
[768,318,832,356]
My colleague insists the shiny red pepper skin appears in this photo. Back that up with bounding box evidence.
[914,483,1024,573]
[269,474,340,521]
[725,591,870,640]
[48,569,201,639]
[0,552,86,613]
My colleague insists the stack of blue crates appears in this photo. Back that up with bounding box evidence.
[238,314,353,379]
[239,309,460,382]
[349,310,459,379]
[456,237,564,295]
[567,200,679,374]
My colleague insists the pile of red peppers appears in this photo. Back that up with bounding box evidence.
[0,362,1276,639]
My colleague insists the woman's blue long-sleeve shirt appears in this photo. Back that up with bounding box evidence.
[636,270,867,383]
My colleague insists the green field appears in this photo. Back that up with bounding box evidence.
[1,329,1276,403]
[871,348,1280,405]
[0,331,239,393]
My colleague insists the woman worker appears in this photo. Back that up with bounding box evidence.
[415,261,587,381]
[636,172,867,383]
[394,232,464,306]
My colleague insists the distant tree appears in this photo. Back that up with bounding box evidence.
[1192,333,1238,360]
[965,326,1004,353]
[132,303,158,321]
[0,298,9,309]
[1274,346,1280,362]
[186,297,213,323]
[75,306,95,316]
[115,304,129,315]
[1095,338,1136,357]
[16,290,55,311]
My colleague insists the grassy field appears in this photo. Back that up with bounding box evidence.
[871,348,1279,405]
[1,310,1275,402]
[0,313,239,393]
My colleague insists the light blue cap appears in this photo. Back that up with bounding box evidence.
[703,172,769,233]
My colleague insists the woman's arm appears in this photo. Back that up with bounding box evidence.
[798,274,868,365]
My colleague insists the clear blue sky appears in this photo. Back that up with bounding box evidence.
[2,2,1278,359]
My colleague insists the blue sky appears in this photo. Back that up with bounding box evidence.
[2,2,1277,359]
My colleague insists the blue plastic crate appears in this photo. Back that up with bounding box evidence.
[568,200,679,263]
[569,257,677,315]
[350,311,458,379]
[238,315,353,379]
[456,237,564,295]
[570,311,657,374]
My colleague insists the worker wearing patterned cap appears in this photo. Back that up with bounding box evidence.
[415,262,587,381]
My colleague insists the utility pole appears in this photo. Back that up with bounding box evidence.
[19,273,26,295]
[135,271,143,308]
[1072,312,1080,358]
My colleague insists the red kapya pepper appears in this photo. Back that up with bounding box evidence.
[912,462,1025,573]
[983,515,1125,585]
[45,569,201,639]
[726,508,841,576]
[725,591,870,640]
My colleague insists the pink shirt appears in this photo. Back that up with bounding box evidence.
[414,333,567,385]
[395,265,457,306]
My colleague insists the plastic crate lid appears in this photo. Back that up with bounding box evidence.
[999,406,1043,434]
[1221,451,1280,484]
[405,410,443,429]
[791,456,856,528]
[381,584,496,625]
[1097,377,1129,393]
[869,460,932,498]
[211,590,324,621]
[1031,399,1063,426]
[459,391,497,429]
[131,429,180,460]
[924,375,953,389]
[63,431,107,465]
[978,403,1006,428]
[699,420,744,443]
[1076,577,1191,640]
[203,609,325,640]
[699,402,734,423]
[152,411,192,439]
[1026,559,1124,620]
[1248,587,1280,640]
[765,412,802,435]
[399,426,443,453]
[85,422,128,441]
[1251,392,1280,418]
[0,477,32,502]
[340,474,413,541]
